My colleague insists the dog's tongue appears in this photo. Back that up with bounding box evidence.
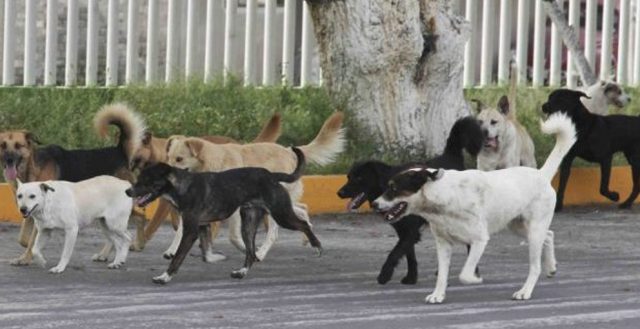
[346,193,366,212]
[4,165,17,181]
[485,138,497,149]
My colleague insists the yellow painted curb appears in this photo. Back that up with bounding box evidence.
[0,167,636,223]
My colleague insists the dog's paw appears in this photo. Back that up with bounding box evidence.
[603,191,620,202]
[92,254,109,262]
[129,242,145,252]
[425,292,445,304]
[204,251,227,263]
[401,275,417,285]
[618,201,633,209]
[32,254,47,268]
[10,256,32,266]
[230,268,248,279]
[459,273,483,285]
[512,288,532,300]
[107,262,124,269]
[152,272,172,284]
[163,252,174,260]
[545,263,557,278]
[377,269,393,285]
[48,265,66,274]
[315,246,323,257]
[255,250,267,262]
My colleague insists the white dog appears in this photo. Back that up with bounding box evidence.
[580,81,631,115]
[373,113,576,303]
[15,176,133,273]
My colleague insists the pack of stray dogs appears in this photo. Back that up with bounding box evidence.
[0,78,634,304]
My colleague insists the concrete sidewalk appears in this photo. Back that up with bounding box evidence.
[1,208,639,329]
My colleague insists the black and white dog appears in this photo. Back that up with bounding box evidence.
[337,116,483,284]
[543,89,640,210]
[125,147,322,284]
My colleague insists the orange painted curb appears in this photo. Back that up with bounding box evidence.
[0,167,636,223]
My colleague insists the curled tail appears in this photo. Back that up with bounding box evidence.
[272,147,305,183]
[94,103,147,162]
[539,113,577,181]
[298,112,345,166]
[443,116,484,157]
[252,113,282,143]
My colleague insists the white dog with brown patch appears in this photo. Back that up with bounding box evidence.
[580,81,631,115]
[14,176,132,273]
[373,113,575,303]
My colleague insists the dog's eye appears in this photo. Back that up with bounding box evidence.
[175,157,183,163]
[490,120,498,125]
[17,194,22,199]
[0,142,6,149]
[14,143,22,150]
[29,195,35,199]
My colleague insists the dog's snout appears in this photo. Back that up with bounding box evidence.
[337,188,347,198]
[19,206,27,215]
[125,188,133,197]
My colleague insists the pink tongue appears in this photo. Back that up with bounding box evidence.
[4,166,17,181]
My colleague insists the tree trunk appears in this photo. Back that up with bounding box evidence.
[307,0,470,158]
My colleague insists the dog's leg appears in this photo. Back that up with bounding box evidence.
[49,225,79,274]
[18,217,34,248]
[31,228,51,268]
[153,219,199,284]
[459,239,486,285]
[231,206,263,279]
[163,216,183,259]
[198,224,226,263]
[512,220,547,300]
[555,156,575,212]
[294,203,311,246]
[255,215,278,261]
[10,225,36,266]
[93,219,113,262]
[129,210,146,252]
[426,236,452,304]
[543,230,557,278]
[598,157,620,202]
[402,243,419,285]
[109,227,131,269]
[619,157,640,208]
[143,199,172,243]
[228,210,247,252]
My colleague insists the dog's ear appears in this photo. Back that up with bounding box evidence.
[24,131,41,146]
[600,80,607,87]
[186,139,204,158]
[469,99,484,113]
[427,168,444,181]
[39,183,55,193]
[575,90,590,100]
[166,136,178,153]
[16,178,22,187]
[142,131,152,145]
[497,95,510,115]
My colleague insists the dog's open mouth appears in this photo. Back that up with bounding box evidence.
[135,193,155,207]
[484,136,498,149]
[3,163,18,181]
[347,192,367,212]
[383,202,408,222]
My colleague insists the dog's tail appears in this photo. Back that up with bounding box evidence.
[272,147,306,183]
[538,113,576,182]
[94,103,147,162]
[297,112,345,166]
[507,61,518,120]
[252,113,282,143]
[444,116,484,157]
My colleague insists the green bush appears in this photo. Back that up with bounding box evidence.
[0,82,638,176]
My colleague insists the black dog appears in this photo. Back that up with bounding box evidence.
[337,116,483,284]
[543,89,640,210]
[126,147,322,284]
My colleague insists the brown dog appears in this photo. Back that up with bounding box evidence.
[1,103,147,265]
[129,113,282,251]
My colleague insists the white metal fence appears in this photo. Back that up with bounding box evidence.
[0,0,638,88]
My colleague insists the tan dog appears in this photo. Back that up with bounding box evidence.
[129,114,282,252]
[1,104,146,265]
[165,112,345,261]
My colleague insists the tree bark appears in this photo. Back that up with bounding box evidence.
[307,0,470,158]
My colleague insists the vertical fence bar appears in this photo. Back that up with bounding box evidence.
[566,0,579,87]
[617,0,631,84]
[262,0,276,85]
[2,0,16,85]
[600,0,614,81]
[497,0,511,84]
[516,0,529,85]
[635,0,640,85]
[86,0,98,85]
[185,0,198,78]
[480,0,494,86]
[205,0,223,82]
[146,0,159,84]
[44,0,58,86]
[549,0,563,86]
[106,0,119,86]
[281,0,296,85]
[463,0,478,87]
[532,0,546,87]
[300,0,313,86]
[23,0,36,85]
[166,0,180,82]
[65,0,78,86]
[126,0,140,84]
[244,0,257,85]
[585,0,597,70]
[223,0,238,83]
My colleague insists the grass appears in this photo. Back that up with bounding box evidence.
[0,82,638,177]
